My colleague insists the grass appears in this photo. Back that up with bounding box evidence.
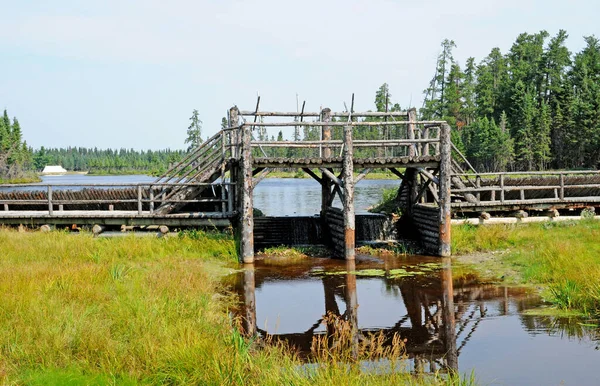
[0,228,473,385]
[0,174,41,184]
[453,219,600,316]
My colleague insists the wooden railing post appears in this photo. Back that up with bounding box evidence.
[229,106,239,159]
[342,125,355,260]
[500,174,505,203]
[149,186,155,214]
[321,108,332,158]
[408,108,417,157]
[137,185,143,215]
[47,186,53,216]
[560,174,565,200]
[438,123,452,257]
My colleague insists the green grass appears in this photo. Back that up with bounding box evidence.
[0,228,473,385]
[453,220,600,316]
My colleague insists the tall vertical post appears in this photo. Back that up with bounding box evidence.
[438,123,452,257]
[229,106,239,159]
[47,186,53,216]
[441,258,458,371]
[237,124,254,263]
[342,125,355,260]
[242,265,257,336]
[321,108,332,158]
[408,108,417,158]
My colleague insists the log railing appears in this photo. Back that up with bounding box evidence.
[0,182,236,216]
[451,170,600,208]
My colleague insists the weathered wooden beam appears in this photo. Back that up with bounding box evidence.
[342,125,355,260]
[319,168,342,187]
[388,168,406,181]
[252,167,265,176]
[244,120,446,127]
[239,110,410,117]
[417,167,440,185]
[321,108,332,158]
[438,123,452,257]
[407,109,417,158]
[301,168,322,184]
[252,168,271,187]
[354,168,372,183]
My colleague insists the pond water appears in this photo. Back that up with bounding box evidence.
[231,255,600,386]
[1,175,399,215]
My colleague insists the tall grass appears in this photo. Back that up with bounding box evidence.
[453,220,600,316]
[0,228,473,385]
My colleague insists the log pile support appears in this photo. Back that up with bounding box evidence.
[438,123,452,257]
[236,123,255,263]
[342,125,355,260]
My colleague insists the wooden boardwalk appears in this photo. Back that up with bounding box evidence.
[2,102,600,261]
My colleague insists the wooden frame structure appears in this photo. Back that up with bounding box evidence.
[229,104,453,262]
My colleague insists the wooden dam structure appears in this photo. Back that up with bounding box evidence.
[2,103,600,262]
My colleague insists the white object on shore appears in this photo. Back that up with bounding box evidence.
[41,165,67,175]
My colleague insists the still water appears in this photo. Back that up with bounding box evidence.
[232,256,600,386]
[2,176,398,215]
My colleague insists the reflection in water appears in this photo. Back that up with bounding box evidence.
[237,257,463,373]
[233,256,600,384]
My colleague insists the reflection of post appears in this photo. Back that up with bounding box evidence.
[441,258,458,371]
[344,260,359,358]
[242,264,257,336]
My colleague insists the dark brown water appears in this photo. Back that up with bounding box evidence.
[231,255,600,386]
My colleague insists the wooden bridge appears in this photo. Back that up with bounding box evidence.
[1,103,600,262]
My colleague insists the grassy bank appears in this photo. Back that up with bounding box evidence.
[0,229,471,385]
[0,174,41,184]
[453,220,600,316]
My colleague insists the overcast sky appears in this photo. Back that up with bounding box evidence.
[0,0,598,150]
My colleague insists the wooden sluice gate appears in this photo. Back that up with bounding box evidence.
[3,101,600,261]
[229,105,453,262]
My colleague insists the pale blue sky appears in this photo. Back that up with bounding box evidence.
[0,0,598,150]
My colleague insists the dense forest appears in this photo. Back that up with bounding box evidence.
[420,31,600,172]
[36,147,185,175]
[0,109,33,180]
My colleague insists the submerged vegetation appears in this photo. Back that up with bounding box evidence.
[453,220,600,317]
[0,228,472,385]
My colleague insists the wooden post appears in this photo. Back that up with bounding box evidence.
[242,264,257,336]
[342,125,355,260]
[149,187,155,214]
[559,174,565,200]
[321,108,332,158]
[229,106,239,159]
[423,126,430,156]
[3,204,8,211]
[408,108,417,158]
[500,174,505,203]
[438,123,452,257]
[321,175,332,216]
[59,204,64,212]
[237,124,254,263]
[227,184,233,213]
[137,185,143,215]
[476,176,481,203]
[47,186,53,216]
[441,258,458,371]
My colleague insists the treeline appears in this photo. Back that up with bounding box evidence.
[34,147,185,175]
[0,109,33,179]
[421,31,600,172]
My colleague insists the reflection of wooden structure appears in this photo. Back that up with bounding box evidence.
[238,261,461,372]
